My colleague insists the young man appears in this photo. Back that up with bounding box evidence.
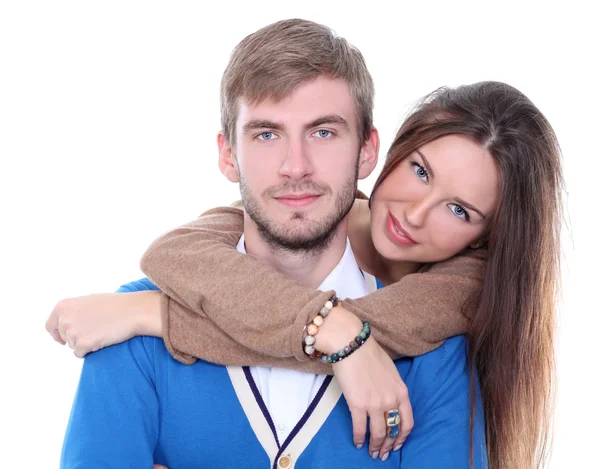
[60,19,487,468]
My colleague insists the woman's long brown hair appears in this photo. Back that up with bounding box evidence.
[371,82,563,469]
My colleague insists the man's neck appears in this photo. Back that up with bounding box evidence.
[242,217,350,289]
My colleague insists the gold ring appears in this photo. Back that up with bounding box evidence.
[385,409,400,438]
[385,409,400,427]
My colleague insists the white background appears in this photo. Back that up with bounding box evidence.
[1,1,597,467]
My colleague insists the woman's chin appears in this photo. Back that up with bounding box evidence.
[373,236,422,264]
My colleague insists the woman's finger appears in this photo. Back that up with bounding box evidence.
[349,407,367,449]
[65,331,75,350]
[57,320,70,347]
[378,408,399,460]
[74,340,90,359]
[46,303,66,344]
[367,410,387,459]
[45,316,65,344]
[379,413,395,461]
[393,389,414,450]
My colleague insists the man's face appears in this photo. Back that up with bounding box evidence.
[220,76,377,252]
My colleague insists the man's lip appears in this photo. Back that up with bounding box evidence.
[275,193,321,200]
[274,194,321,207]
[388,212,417,244]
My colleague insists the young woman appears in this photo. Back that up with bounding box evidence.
[48,81,563,469]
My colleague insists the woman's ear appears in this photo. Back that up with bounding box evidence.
[470,239,487,249]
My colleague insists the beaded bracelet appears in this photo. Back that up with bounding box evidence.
[319,321,371,364]
[303,295,339,358]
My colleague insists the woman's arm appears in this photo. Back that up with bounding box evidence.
[140,201,486,364]
[343,250,485,358]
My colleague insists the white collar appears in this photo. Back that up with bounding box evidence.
[236,234,368,300]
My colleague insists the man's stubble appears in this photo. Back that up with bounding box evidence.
[239,155,360,255]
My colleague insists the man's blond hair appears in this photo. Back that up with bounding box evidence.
[221,19,374,146]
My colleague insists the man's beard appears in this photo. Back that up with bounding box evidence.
[239,161,359,255]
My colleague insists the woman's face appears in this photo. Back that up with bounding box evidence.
[370,135,499,264]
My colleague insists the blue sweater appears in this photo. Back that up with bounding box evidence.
[61,278,488,468]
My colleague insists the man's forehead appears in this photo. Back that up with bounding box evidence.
[236,77,356,129]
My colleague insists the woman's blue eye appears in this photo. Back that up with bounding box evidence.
[411,162,428,181]
[448,203,470,222]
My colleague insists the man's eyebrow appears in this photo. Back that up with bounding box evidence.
[242,120,284,133]
[242,115,350,134]
[305,115,350,131]
[415,149,487,219]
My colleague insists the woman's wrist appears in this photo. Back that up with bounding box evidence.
[314,305,364,355]
[129,291,163,337]
[331,333,379,369]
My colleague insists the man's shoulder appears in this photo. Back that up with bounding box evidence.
[84,335,163,368]
[419,335,468,360]
[116,277,160,293]
[410,335,469,372]
[86,334,224,381]
[399,335,471,395]
[94,279,224,372]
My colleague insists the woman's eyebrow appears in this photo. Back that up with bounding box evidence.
[415,149,487,219]
[456,197,487,219]
[415,149,435,179]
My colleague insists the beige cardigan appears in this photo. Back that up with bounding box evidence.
[140,205,487,374]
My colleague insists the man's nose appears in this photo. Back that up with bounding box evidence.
[279,140,313,180]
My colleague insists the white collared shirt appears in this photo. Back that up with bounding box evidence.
[236,235,369,442]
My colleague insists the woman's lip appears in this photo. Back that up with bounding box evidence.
[386,212,417,245]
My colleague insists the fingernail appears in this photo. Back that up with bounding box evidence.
[371,451,379,459]
[393,444,402,452]
[381,452,390,461]
[356,444,363,450]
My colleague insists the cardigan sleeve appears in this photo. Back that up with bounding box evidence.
[140,203,486,366]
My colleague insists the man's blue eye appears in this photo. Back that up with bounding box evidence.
[258,132,276,140]
[315,130,332,138]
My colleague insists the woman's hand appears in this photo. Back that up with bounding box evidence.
[333,337,413,460]
[46,291,162,357]
[315,305,413,460]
